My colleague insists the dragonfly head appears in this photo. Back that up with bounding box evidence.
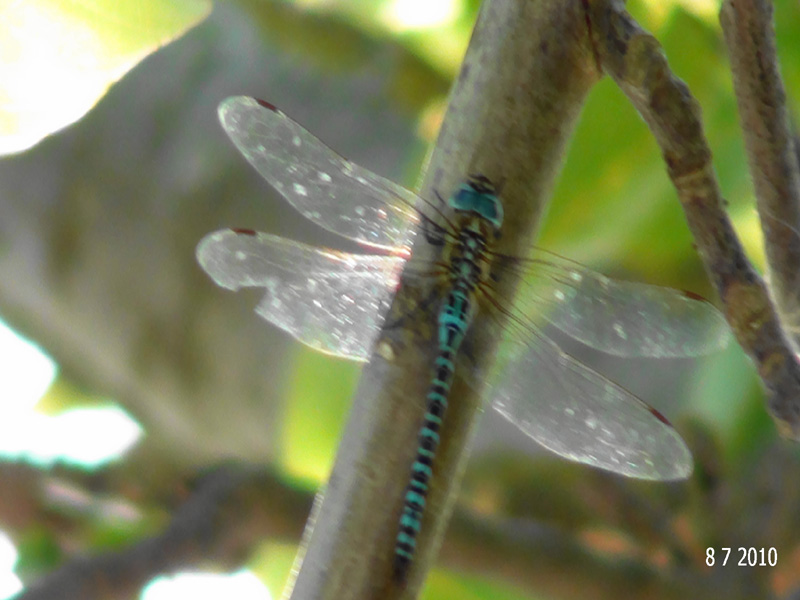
[449,175,504,232]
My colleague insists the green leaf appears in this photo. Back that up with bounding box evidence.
[0,0,211,155]
[281,347,360,483]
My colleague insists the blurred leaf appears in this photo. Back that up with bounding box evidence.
[684,341,765,448]
[35,375,106,414]
[0,0,211,155]
[235,0,452,116]
[423,569,537,600]
[248,541,296,599]
[239,0,474,77]
[13,526,62,580]
[281,348,360,483]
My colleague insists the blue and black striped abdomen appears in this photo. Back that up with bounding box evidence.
[393,247,480,581]
[394,352,454,579]
[392,176,502,582]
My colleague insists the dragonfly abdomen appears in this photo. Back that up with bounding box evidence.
[393,229,484,582]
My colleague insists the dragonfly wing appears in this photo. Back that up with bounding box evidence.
[197,229,405,361]
[488,334,692,480]
[510,252,730,357]
[219,96,420,251]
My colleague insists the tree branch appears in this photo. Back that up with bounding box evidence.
[13,439,797,600]
[11,463,310,600]
[284,1,601,598]
[720,0,800,340]
[587,0,800,438]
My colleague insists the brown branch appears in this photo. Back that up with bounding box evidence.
[10,435,800,600]
[586,0,800,439]
[284,1,601,598]
[720,0,800,340]
[11,464,310,600]
[441,509,761,600]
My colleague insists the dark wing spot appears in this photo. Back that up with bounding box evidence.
[255,98,278,112]
[231,228,258,236]
[683,290,708,302]
[649,407,672,426]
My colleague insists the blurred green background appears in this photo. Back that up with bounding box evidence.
[1,0,799,598]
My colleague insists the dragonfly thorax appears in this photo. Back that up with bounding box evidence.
[449,177,504,232]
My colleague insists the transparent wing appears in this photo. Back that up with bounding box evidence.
[197,229,405,361]
[488,334,692,480]
[219,96,420,251]
[501,250,730,357]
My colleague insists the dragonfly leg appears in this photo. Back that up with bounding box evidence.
[415,189,449,246]
[421,213,448,246]
[383,285,442,332]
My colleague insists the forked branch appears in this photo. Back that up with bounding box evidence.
[720,0,800,341]
[587,0,800,438]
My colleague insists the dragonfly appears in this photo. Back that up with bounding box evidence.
[196,96,730,580]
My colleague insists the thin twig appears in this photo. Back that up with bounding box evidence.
[720,0,800,341]
[587,0,800,439]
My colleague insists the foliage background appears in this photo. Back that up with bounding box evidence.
[1,0,800,598]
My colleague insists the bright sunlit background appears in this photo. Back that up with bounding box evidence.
[0,319,275,599]
[0,0,212,155]
[3,0,800,598]
[0,320,141,599]
[142,570,271,600]
[381,0,460,30]
[0,320,141,468]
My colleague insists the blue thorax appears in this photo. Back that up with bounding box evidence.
[448,181,504,229]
